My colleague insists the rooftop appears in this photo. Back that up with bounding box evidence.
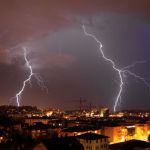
[62,126,101,132]
[110,140,150,149]
[77,133,109,140]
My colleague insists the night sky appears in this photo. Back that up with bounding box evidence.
[0,0,150,111]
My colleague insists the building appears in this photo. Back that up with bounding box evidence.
[100,108,109,117]
[59,126,101,137]
[110,140,150,150]
[25,117,50,126]
[135,124,150,141]
[24,124,60,139]
[77,133,109,150]
[102,126,125,144]
[102,124,150,144]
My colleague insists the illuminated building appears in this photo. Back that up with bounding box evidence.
[46,111,53,117]
[103,126,126,144]
[100,107,109,117]
[59,126,101,137]
[25,117,50,126]
[135,124,150,141]
[77,133,109,150]
[102,124,150,144]
[103,125,137,144]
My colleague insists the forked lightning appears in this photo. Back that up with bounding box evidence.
[13,48,47,106]
[83,25,150,112]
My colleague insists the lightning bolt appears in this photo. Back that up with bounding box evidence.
[12,47,47,106]
[82,25,150,112]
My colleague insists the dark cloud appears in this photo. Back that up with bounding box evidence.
[0,0,149,48]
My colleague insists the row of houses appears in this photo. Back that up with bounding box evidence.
[0,116,150,149]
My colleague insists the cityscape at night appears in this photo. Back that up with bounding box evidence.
[0,0,150,150]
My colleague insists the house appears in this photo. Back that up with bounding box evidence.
[25,117,50,126]
[77,132,109,150]
[59,126,101,137]
[24,123,60,139]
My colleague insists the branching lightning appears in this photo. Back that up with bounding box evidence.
[12,47,47,106]
[83,25,150,112]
